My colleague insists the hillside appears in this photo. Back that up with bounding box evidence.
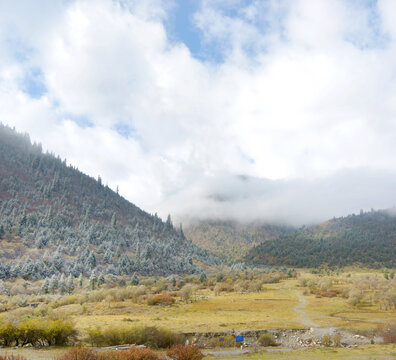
[246,210,396,268]
[185,220,294,262]
[0,124,218,280]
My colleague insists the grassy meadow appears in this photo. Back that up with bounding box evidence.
[0,268,394,359]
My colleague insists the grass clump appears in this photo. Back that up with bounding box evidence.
[258,333,276,347]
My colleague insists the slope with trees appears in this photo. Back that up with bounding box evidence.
[246,210,396,268]
[0,123,218,280]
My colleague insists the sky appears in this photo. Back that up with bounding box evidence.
[1,0,396,225]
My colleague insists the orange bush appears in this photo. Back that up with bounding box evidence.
[147,294,175,306]
[166,345,203,360]
[57,347,160,360]
[57,347,97,360]
[99,347,160,360]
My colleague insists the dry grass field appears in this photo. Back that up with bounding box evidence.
[0,269,394,359]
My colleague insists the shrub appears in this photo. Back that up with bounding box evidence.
[378,322,396,344]
[147,294,175,306]
[58,347,97,360]
[86,326,183,348]
[87,327,105,347]
[207,335,235,348]
[179,285,194,303]
[333,334,342,347]
[0,319,77,347]
[99,347,160,360]
[258,333,276,347]
[321,335,332,347]
[166,344,204,360]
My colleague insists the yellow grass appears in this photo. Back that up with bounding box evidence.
[73,288,302,334]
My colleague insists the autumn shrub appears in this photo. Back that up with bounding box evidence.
[99,348,160,360]
[147,294,175,306]
[378,322,396,344]
[166,344,204,360]
[258,333,276,347]
[57,347,97,360]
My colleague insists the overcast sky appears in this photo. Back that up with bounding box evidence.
[1,0,396,225]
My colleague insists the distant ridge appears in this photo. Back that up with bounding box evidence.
[246,209,396,268]
[185,220,294,263]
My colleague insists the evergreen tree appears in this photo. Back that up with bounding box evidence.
[66,274,75,293]
[98,273,105,287]
[0,224,5,239]
[49,274,58,293]
[78,273,83,288]
[59,274,66,294]
[199,272,207,283]
[165,214,173,230]
[87,252,96,269]
[130,273,139,285]
[111,213,117,228]
[89,270,97,290]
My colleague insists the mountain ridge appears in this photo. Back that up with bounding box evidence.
[0,123,218,280]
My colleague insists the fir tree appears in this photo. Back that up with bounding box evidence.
[98,273,105,287]
[49,274,58,293]
[66,274,75,293]
[78,273,83,288]
[89,270,97,290]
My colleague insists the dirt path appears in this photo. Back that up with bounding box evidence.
[293,290,318,328]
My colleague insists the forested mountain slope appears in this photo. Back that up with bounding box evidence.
[246,210,396,268]
[185,220,294,262]
[0,124,218,280]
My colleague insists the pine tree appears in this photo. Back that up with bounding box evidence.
[98,273,105,287]
[199,272,207,283]
[66,274,75,293]
[87,252,96,269]
[130,273,139,285]
[166,214,173,230]
[89,270,97,290]
[111,213,117,228]
[78,273,83,288]
[0,224,4,239]
[179,224,185,239]
[49,274,58,293]
[59,274,66,294]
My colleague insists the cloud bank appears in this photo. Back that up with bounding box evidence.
[1,0,396,225]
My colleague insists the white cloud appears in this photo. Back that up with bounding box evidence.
[1,0,396,225]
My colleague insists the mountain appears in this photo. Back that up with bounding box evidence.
[185,220,294,263]
[246,209,396,268]
[0,123,218,280]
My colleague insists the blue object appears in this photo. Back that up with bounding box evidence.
[219,337,224,342]
[236,336,244,343]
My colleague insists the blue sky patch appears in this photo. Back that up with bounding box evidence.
[113,122,135,139]
[66,114,94,128]
[21,68,47,99]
